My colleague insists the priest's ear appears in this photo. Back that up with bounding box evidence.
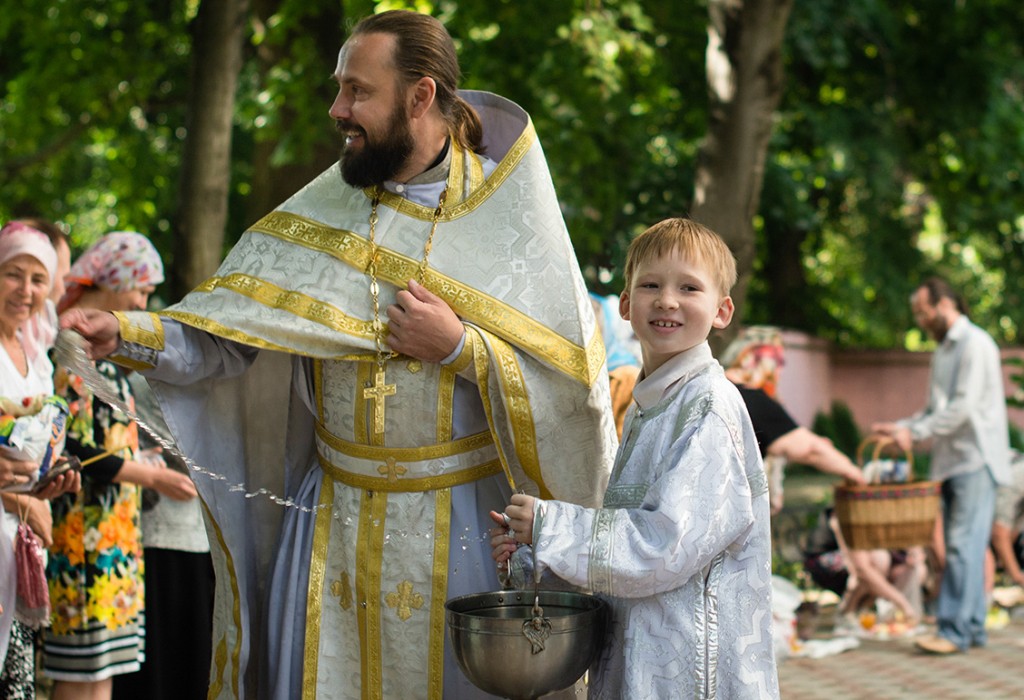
[409,77,437,118]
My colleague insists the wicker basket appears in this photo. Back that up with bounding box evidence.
[833,437,940,550]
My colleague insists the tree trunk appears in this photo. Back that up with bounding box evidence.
[170,0,249,299]
[690,0,793,349]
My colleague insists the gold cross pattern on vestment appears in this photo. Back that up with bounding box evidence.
[330,572,353,611]
[377,456,408,483]
[363,367,396,434]
[385,580,424,621]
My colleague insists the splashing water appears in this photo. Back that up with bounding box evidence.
[53,328,496,546]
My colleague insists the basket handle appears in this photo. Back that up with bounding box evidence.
[855,436,914,472]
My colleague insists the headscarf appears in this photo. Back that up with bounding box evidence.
[0,222,58,290]
[720,325,785,397]
[59,231,164,313]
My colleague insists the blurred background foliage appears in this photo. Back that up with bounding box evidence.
[1,0,1022,348]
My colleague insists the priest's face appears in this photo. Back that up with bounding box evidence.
[331,33,415,188]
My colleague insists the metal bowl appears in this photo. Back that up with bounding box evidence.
[445,589,608,700]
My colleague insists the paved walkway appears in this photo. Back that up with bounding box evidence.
[778,610,1024,699]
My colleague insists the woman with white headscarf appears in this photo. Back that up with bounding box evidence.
[43,233,196,700]
[0,221,81,699]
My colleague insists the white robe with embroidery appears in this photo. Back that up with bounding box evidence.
[515,344,779,699]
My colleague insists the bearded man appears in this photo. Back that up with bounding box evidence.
[873,277,1010,656]
[62,10,616,699]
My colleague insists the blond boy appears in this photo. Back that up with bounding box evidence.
[492,218,779,699]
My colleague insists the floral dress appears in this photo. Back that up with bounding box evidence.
[43,360,145,681]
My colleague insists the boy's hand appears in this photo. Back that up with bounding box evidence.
[487,493,537,565]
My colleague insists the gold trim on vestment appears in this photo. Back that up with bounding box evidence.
[302,474,334,699]
[315,421,494,462]
[468,327,516,491]
[355,490,387,700]
[428,488,451,698]
[189,273,377,341]
[449,334,474,374]
[201,499,242,699]
[162,310,316,355]
[318,453,502,492]
[355,363,372,445]
[447,141,466,204]
[468,151,485,193]
[114,310,164,350]
[210,636,228,699]
[314,360,324,418]
[372,125,534,221]
[108,355,156,372]
[437,365,455,443]
[490,331,550,499]
[236,216,598,386]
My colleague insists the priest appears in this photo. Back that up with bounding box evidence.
[62,10,616,699]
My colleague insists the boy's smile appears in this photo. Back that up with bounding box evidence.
[619,248,733,374]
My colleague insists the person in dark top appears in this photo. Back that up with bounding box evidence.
[723,327,924,626]
[722,327,865,513]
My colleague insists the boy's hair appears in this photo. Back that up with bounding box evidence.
[623,217,737,296]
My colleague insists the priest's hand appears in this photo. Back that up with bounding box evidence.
[59,308,122,360]
[387,279,464,363]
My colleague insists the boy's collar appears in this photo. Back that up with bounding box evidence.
[633,342,715,409]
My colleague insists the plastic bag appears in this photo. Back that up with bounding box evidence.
[862,458,910,484]
[0,394,70,493]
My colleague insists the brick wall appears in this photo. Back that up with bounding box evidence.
[773,330,1024,433]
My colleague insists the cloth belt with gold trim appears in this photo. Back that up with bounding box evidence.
[315,422,503,492]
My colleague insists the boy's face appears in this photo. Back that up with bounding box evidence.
[619,248,733,375]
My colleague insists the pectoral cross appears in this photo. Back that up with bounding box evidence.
[363,367,396,434]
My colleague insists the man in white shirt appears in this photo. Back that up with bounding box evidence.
[874,277,1011,654]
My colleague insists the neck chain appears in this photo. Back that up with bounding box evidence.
[363,184,449,434]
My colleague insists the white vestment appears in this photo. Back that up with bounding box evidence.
[513,344,779,699]
[112,92,617,699]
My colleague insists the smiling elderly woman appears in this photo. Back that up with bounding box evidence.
[0,220,67,696]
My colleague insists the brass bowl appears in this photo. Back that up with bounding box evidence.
[445,589,608,700]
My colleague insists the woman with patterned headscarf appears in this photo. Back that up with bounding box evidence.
[721,325,786,398]
[43,233,196,700]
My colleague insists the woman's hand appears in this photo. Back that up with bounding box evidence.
[1,494,55,547]
[0,453,38,491]
[148,465,198,501]
[33,469,82,500]
[115,456,198,501]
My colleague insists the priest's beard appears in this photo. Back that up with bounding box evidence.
[338,103,415,189]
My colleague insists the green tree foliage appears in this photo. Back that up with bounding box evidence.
[749,0,1024,347]
[447,0,707,294]
[2,0,1022,348]
[810,400,862,461]
[0,1,193,267]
